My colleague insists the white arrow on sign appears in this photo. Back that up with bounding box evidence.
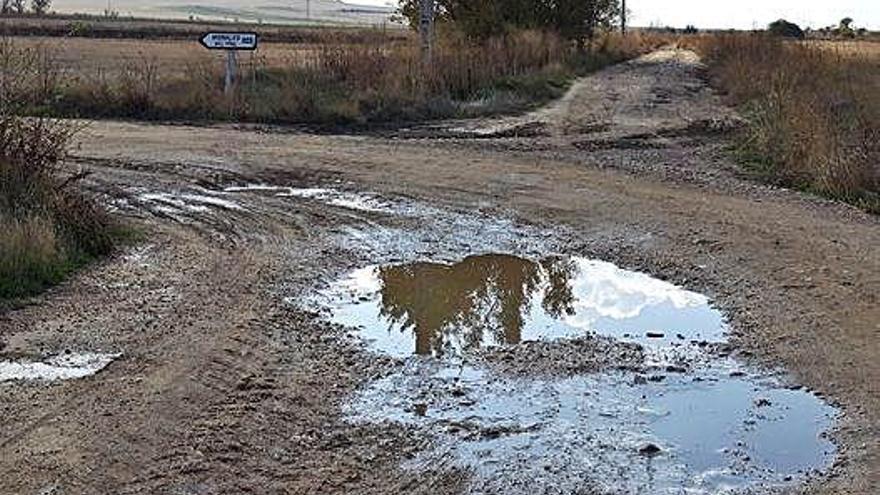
[200,32,259,51]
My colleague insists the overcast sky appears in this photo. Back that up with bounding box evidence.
[350,0,879,30]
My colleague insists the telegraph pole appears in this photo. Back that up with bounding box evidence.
[621,0,627,34]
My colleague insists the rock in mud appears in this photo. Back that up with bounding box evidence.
[639,443,663,457]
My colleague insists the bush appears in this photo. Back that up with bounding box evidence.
[768,19,805,39]
[0,38,116,300]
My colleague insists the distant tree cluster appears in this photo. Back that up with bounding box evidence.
[0,0,25,14]
[658,24,699,35]
[398,0,621,42]
[818,17,869,38]
[0,0,50,14]
[769,17,869,40]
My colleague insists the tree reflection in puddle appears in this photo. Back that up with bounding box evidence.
[322,254,725,358]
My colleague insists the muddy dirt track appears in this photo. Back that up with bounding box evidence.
[1,49,878,494]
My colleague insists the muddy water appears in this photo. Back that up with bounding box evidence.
[316,255,837,494]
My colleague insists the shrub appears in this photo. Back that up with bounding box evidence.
[768,19,805,39]
[0,38,116,300]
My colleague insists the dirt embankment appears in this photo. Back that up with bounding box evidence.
[0,49,877,494]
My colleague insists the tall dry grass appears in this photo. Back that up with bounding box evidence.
[47,30,666,124]
[694,35,879,210]
[0,39,116,300]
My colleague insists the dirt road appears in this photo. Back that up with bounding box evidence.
[1,49,877,494]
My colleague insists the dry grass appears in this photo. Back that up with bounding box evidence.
[693,34,880,211]
[11,30,666,125]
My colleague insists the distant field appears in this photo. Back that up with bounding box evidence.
[11,36,356,77]
[810,40,880,97]
[51,0,395,26]
[809,39,880,56]
[0,14,407,43]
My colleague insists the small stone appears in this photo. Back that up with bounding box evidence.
[639,443,662,456]
[754,398,772,408]
[646,332,665,339]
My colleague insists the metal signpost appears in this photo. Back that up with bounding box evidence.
[199,32,259,96]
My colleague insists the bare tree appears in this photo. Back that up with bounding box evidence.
[31,0,50,14]
[10,0,25,14]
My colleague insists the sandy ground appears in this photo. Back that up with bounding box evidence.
[0,49,878,494]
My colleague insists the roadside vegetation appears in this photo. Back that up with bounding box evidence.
[695,33,880,212]
[6,0,665,126]
[0,38,117,301]
[38,30,665,125]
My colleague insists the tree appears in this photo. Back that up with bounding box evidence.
[31,0,50,14]
[6,0,25,14]
[837,17,855,38]
[768,19,805,39]
[398,0,620,42]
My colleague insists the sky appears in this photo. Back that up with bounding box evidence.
[348,0,880,30]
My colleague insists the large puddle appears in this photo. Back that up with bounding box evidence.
[315,254,836,494]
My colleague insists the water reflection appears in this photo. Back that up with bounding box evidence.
[324,254,724,358]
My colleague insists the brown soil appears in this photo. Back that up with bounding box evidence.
[1,49,877,494]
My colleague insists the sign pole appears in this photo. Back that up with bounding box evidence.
[199,32,258,96]
[419,0,434,65]
[225,50,238,96]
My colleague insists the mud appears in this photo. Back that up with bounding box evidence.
[0,48,877,495]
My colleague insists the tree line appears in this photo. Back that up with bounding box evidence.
[398,0,621,43]
[1,0,51,15]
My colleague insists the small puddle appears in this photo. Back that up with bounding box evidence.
[0,353,120,382]
[224,184,389,213]
[315,254,837,493]
[138,191,243,214]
